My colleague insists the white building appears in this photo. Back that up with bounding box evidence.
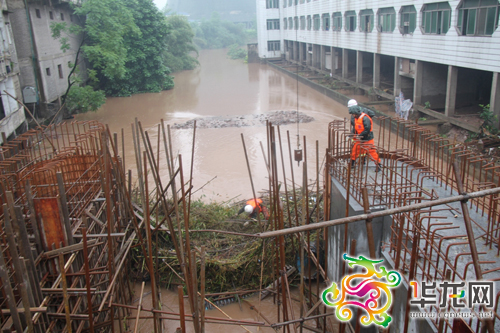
[256,0,500,125]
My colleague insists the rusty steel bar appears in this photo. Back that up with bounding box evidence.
[258,186,500,238]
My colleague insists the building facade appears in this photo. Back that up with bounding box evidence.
[0,0,26,144]
[256,0,500,122]
[8,0,83,116]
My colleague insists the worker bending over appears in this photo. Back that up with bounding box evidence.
[347,99,382,172]
[238,198,270,219]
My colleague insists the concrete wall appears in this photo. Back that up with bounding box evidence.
[327,178,392,283]
[8,0,84,104]
[422,62,448,109]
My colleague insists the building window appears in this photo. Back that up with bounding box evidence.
[268,40,280,51]
[332,12,342,31]
[300,16,306,30]
[378,7,396,32]
[313,14,320,30]
[294,0,298,5]
[288,17,293,30]
[345,10,356,32]
[322,13,330,31]
[288,0,292,6]
[266,0,279,9]
[294,16,299,30]
[46,67,51,76]
[60,13,64,21]
[307,15,312,30]
[267,19,280,30]
[360,9,374,32]
[458,0,499,36]
[422,2,451,34]
[283,18,287,29]
[58,64,63,78]
[400,5,417,34]
[49,11,54,20]
[35,9,41,18]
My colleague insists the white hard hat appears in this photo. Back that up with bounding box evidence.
[347,99,358,108]
[244,205,254,214]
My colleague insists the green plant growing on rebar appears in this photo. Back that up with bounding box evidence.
[479,104,499,136]
[424,101,431,109]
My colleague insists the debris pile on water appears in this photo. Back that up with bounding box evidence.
[171,111,315,129]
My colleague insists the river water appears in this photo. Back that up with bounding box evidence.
[76,49,348,202]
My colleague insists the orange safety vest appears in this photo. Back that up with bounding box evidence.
[354,113,373,136]
[246,198,263,210]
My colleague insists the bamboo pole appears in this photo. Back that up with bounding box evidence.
[58,254,72,333]
[133,282,146,333]
[82,228,95,333]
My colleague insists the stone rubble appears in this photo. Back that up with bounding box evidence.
[171,110,314,129]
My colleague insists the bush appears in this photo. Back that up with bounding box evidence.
[227,44,247,59]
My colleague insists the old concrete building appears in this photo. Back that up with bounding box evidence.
[0,0,26,143]
[7,0,82,116]
[256,0,500,126]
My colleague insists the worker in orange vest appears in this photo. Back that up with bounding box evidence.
[348,99,382,172]
[238,198,270,219]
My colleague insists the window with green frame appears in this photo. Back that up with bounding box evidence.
[300,16,306,30]
[422,2,451,34]
[360,9,374,32]
[378,7,396,32]
[313,14,320,30]
[345,10,356,31]
[266,0,279,9]
[322,13,330,30]
[400,5,417,34]
[332,12,342,31]
[268,40,280,51]
[307,15,312,30]
[457,0,500,36]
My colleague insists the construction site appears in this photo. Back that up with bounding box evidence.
[0,112,500,333]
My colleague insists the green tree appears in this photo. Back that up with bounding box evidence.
[100,0,174,96]
[192,12,247,49]
[51,0,139,113]
[163,15,199,73]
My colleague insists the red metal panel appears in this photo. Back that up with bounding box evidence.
[34,197,66,251]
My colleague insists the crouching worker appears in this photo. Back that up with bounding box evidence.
[238,198,270,219]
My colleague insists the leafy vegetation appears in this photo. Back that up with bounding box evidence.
[102,0,174,96]
[479,104,499,135]
[227,44,247,60]
[129,191,324,293]
[191,12,248,49]
[163,15,199,73]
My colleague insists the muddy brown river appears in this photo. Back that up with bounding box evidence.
[76,49,352,203]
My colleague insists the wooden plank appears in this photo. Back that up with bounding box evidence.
[42,239,99,258]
